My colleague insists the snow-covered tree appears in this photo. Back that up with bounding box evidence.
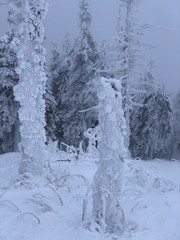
[44,80,58,144]
[115,1,129,112]
[92,77,127,235]
[0,31,20,153]
[108,0,141,152]
[172,91,180,159]
[99,41,115,78]
[58,0,105,148]
[50,47,61,93]
[50,34,71,97]
[141,61,154,94]
[130,91,173,159]
[130,62,156,157]
[49,36,71,147]
[8,0,49,175]
[131,61,155,105]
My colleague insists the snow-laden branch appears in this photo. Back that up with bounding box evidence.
[136,22,176,31]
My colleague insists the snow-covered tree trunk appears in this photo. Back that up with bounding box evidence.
[114,0,141,152]
[9,0,48,175]
[92,77,127,235]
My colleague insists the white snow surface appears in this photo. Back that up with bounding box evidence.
[0,152,180,240]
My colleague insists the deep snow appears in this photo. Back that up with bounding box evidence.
[0,152,180,240]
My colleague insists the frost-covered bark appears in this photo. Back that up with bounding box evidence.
[115,2,129,114]
[112,0,141,151]
[92,77,127,235]
[8,0,48,175]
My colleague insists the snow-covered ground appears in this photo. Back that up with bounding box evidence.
[0,152,180,240]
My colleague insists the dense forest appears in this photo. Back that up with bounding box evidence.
[0,0,179,160]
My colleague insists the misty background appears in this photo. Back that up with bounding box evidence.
[0,0,179,93]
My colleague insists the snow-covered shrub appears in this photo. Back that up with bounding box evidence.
[60,142,80,162]
[46,140,59,154]
[152,178,176,192]
[84,127,99,160]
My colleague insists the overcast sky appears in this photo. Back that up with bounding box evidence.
[0,0,180,93]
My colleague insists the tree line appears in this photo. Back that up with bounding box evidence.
[0,0,179,161]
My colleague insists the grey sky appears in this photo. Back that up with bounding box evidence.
[0,0,180,93]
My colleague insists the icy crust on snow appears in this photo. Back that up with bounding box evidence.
[8,0,48,174]
[0,152,180,240]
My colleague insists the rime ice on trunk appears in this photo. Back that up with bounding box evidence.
[92,77,127,235]
[9,0,48,175]
[114,0,141,152]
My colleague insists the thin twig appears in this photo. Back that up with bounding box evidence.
[18,212,41,224]
[47,184,63,206]
[79,106,98,113]
[0,200,22,213]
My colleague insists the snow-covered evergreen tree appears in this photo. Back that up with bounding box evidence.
[49,36,71,147]
[130,91,173,159]
[50,35,71,98]
[130,62,156,157]
[172,91,180,159]
[50,47,61,93]
[132,61,155,105]
[0,30,20,153]
[8,0,49,175]
[142,61,154,94]
[44,80,58,144]
[58,0,104,148]
[92,77,127,235]
[115,1,130,112]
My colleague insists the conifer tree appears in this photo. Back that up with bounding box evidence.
[50,36,71,146]
[130,62,155,157]
[44,80,58,144]
[130,91,173,159]
[132,61,155,105]
[172,91,180,159]
[142,61,154,95]
[57,0,104,148]
[0,30,20,153]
